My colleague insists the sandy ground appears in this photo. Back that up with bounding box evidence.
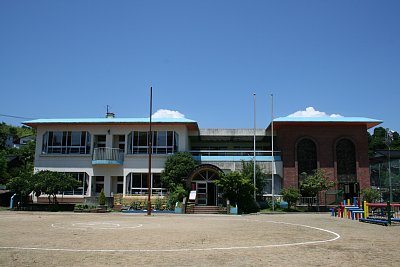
[0,211,399,267]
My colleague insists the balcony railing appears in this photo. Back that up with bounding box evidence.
[92,147,124,165]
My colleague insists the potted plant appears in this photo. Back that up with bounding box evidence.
[174,201,183,214]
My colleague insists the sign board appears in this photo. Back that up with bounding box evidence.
[189,190,197,201]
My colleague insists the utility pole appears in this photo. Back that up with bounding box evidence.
[385,128,393,203]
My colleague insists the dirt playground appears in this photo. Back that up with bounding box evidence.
[0,211,399,266]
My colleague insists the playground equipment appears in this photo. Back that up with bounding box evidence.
[331,197,364,221]
[360,202,400,226]
[330,197,400,226]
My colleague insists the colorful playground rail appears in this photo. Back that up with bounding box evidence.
[330,197,400,226]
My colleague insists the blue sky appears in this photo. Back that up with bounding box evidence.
[1,1,399,131]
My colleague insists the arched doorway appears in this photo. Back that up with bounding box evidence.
[187,164,223,206]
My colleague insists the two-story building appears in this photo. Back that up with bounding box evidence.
[23,114,381,206]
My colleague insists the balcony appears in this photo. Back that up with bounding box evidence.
[92,147,124,165]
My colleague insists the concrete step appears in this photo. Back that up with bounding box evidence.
[192,206,223,214]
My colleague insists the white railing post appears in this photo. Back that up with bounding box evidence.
[93,147,124,162]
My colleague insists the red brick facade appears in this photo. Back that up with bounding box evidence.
[276,122,371,193]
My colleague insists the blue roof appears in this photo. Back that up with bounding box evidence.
[274,116,382,123]
[271,116,382,129]
[23,117,197,125]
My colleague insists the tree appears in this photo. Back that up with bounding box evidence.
[161,152,197,190]
[167,185,187,207]
[361,188,380,203]
[0,151,10,184]
[7,170,80,206]
[368,127,400,154]
[240,161,268,197]
[32,171,80,204]
[0,123,36,185]
[0,123,11,149]
[15,140,35,171]
[300,169,335,210]
[98,188,106,206]
[281,187,301,209]
[6,171,34,206]
[215,171,259,214]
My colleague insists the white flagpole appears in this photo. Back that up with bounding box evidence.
[271,94,275,211]
[147,86,153,216]
[253,93,257,200]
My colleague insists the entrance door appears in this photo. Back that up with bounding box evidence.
[189,165,222,206]
[196,182,207,205]
[207,183,216,206]
[195,182,217,206]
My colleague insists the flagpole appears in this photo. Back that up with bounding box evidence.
[147,86,153,216]
[271,93,275,211]
[253,93,257,201]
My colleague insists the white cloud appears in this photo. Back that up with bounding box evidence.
[288,107,343,118]
[152,109,185,119]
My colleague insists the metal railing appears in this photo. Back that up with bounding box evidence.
[297,197,317,206]
[93,147,124,163]
[189,150,281,157]
[127,188,167,196]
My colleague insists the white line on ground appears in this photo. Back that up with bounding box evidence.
[1,219,340,253]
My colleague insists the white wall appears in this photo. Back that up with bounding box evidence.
[33,123,191,197]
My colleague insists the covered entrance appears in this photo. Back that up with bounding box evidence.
[187,164,223,206]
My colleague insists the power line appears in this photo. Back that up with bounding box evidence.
[0,113,36,120]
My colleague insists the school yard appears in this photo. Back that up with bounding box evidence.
[0,211,399,266]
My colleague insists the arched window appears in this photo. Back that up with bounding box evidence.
[336,139,356,182]
[297,138,317,177]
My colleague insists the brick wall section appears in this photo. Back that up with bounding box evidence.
[276,123,370,190]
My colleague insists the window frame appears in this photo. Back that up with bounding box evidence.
[42,131,91,155]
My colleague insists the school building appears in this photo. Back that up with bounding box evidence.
[23,114,381,206]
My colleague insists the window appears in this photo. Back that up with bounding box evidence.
[297,138,317,177]
[63,172,89,195]
[42,131,91,154]
[116,176,124,194]
[336,139,356,183]
[127,131,179,154]
[94,176,104,193]
[94,135,106,148]
[126,173,166,196]
[115,135,125,151]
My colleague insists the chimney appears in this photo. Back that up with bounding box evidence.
[106,112,115,118]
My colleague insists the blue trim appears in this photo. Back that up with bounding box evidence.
[274,116,382,123]
[24,118,197,124]
[192,156,281,162]
[92,160,123,165]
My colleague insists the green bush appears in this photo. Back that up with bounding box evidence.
[168,185,187,205]
[130,201,140,210]
[362,188,380,203]
[155,197,163,210]
[99,188,106,206]
[281,187,301,209]
[240,198,260,214]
